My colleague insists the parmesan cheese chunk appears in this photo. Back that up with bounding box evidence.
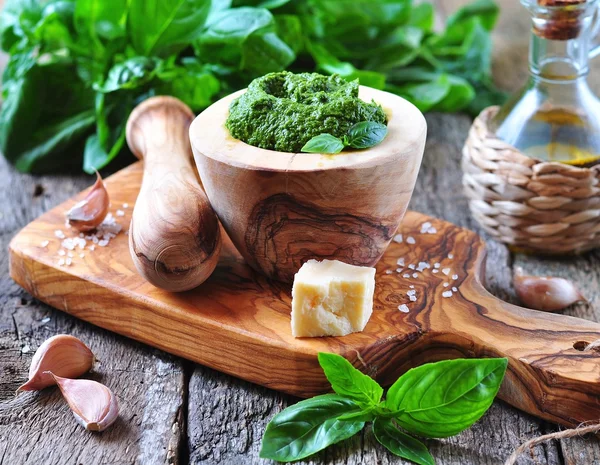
[291,259,376,338]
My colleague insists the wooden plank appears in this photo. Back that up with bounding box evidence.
[0,157,186,464]
[11,161,600,427]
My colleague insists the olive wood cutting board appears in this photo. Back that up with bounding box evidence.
[9,162,600,428]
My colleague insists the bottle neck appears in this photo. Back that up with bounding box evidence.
[528,5,595,81]
[530,33,591,81]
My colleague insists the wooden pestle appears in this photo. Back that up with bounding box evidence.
[125,96,221,292]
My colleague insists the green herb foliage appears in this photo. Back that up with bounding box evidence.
[301,121,388,154]
[260,354,508,463]
[0,0,504,173]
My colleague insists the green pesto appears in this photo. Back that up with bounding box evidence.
[225,71,387,153]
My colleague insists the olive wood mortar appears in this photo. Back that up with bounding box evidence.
[190,86,426,283]
[126,96,222,291]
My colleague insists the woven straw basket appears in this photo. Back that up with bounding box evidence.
[462,106,600,254]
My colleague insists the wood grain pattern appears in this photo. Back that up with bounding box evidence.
[8,161,600,429]
[190,86,426,282]
[126,96,222,291]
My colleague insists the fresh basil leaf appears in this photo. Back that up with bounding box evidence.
[346,121,388,149]
[388,74,451,112]
[74,0,127,43]
[156,62,220,110]
[241,31,295,75]
[195,7,275,69]
[274,15,303,54]
[199,7,273,47]
[259,394,364,462]
[0,0,43,52]
[337,408,377,423]
[408,3,435,32]
[233,0,291,9]
[317,353,383,408]
[0,60,96,172]
[386,358,508,438]
[83,127,126,173]
[94,57,163,93]
[128,0,212,56]
[446,0,499,31]
[301,134,345,154]
[308,42,386,90]
[373,417,435,465]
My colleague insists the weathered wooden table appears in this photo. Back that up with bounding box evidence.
[1,1,599,464]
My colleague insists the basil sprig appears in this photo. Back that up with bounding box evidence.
[260,354,508,464]
[301,121,388,154]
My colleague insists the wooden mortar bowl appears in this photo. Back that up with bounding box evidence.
[190,86,426,283]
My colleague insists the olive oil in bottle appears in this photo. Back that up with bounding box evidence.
[490,0,600,166]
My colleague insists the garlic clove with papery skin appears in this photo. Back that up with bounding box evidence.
[48,373,119,432]
[17,334,94,392]
[514,268,587,312]
[66,171,109,232]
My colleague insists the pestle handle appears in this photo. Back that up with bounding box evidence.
[126,96,221,292]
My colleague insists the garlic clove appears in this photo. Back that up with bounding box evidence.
[48,373,119,432]
[514,268,587,312]
[66,172,109,231]
[17,335,94,392]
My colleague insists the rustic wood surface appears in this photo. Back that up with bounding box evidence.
[1,1,600,465]
[10,161,600,427]
[191,87,425,283]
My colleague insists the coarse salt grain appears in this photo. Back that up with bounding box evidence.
[452,274,458,280]
[98,240,109,247]
[452,287,458,292]
[406,236,416,244]
[116,210,125,217]
[442,290,453,298]
[398,304,410,313]
[434,263,440,268]
[420,222,432,234]
[58,250,66,256]
[67,252,74,258]
[65,258,72,266]
[79,253,85,258]
[443,283,449,287]
[412,273,418,278]
[21,345,30,354]
[403,274,411,279]
[427,227,437,234]
[54,230,65,239]
[407,290,416,296]
[123,203,129,209]
[385,270,393,274]
[442,268,450,276]
[408,264,415,270]
[58,258,65,266]
[432,269,439,274]
[416,261,430,272]
[41,317,51,324]
[89,245,96,251]
[409,285,414,289]
[393,234,403,243]
[409,295,417,302]
[396,268,403,273]
[448,253,454,259]
[396,258,405,267]
[41,240,49,248]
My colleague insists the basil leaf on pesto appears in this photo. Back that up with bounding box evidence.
[301,134,345,154]
[346,121,388,149]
